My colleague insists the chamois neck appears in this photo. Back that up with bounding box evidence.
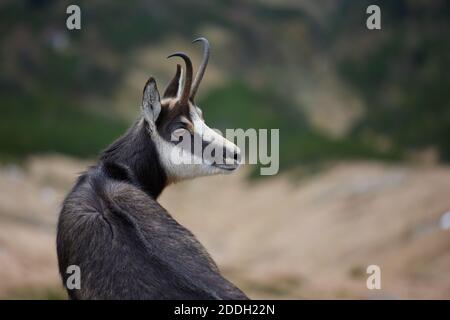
[100,119,168,199]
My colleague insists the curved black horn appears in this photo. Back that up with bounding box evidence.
[167,52,193,104]
[190,37,210,101]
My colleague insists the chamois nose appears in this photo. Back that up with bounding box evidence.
[226,147,241,166]
[232,149,241,163]
[213,146,240,164]
[210,146,241,171]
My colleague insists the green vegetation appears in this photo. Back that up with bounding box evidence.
[334,0,450,161]
[0,93,127,160]
[201,82,399,174]
[0,0,448,173]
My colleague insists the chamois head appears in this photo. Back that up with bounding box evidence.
[141,38,241,182]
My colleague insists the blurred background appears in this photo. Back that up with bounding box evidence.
[0,0,449,299]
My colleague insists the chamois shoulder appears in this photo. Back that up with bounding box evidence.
[58,164,247,300]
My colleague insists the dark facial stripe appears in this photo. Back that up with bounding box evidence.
[156,99,194,142]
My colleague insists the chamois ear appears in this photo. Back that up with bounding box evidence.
[142,77,161,124]
[163,64,182,99]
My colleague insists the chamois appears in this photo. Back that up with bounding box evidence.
[56,38,248,300]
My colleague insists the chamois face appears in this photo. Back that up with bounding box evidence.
[141,73,241,183]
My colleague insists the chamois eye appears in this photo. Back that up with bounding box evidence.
[171,128,188,144]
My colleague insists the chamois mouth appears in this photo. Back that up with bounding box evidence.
[212,163,239,171]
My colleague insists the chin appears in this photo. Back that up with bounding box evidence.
[217,166,240,175]
[168,163,240,182]
[198,164,233,176]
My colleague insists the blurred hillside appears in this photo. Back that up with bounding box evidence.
[1,156,449,299]
[1,1,450,300]
[1,0,449,171]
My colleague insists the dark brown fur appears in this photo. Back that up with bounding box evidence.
[56,68,248,300]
